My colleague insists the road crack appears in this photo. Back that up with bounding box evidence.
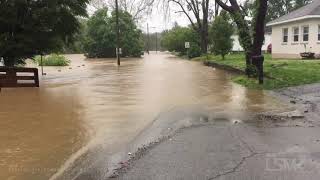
[208,152,264,180]
[208,127,265,180]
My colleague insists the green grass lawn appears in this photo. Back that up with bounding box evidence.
[194,53,320,90]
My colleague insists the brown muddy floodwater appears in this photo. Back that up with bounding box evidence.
[0,52,289,180]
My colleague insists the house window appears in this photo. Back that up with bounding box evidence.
[293,27,299,42]
[302,26,309,42]
[282,28,288,43]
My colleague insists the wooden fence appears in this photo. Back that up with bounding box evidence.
[0,67,39,88]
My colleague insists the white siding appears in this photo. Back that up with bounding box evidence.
[232,35,243,51]
[231,35,271,52]
[271,18,320,58]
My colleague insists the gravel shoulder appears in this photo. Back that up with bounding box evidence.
[270,83,320,126]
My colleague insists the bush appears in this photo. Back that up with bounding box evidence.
[34,54,70,66]
[209,11,234,59]
[187,44,202,58]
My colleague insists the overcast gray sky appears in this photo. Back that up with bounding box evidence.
[140,7,190,33]
[141,0,247,33]
[88,3,190,33]
[88,0,247,34]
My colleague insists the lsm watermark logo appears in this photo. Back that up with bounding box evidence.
[265,151,320,172]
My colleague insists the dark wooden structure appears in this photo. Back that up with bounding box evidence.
[0,67,39,88]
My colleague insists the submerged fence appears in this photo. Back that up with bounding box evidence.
[0,67,39,88]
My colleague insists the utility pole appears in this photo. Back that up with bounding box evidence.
[147,23,150,54]
[149,26,157,53]
[115,0,121,66]
[40,54,44,75]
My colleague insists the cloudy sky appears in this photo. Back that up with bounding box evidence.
[139,0,247,33]
[88,0,247,33]
[140,8,190,33]
[87,1,191,33]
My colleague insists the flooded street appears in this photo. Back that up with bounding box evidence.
[0,52,288,180]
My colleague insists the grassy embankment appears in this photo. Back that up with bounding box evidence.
[34,54,71,66]
[194,53,320,90]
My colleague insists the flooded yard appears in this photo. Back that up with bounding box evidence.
[0,52,288,180]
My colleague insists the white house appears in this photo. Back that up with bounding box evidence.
[231,34,271,52]
[267,0,320,58]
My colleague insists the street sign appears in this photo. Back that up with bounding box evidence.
[116,48,122,55]
[185,42,190,49]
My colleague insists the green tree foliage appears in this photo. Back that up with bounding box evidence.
[209,12,234,59]
[243,0,313,23]
[294,0,313,9]
[83,8,115,58]
[161,25,201,58]
[251,0,312,22]
[63,18,88,54]
[166,0,211,54]
[266,0,293,22]
[0,0,89,66]
[83,8,144,58]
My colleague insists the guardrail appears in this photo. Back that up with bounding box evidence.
[0,67,39,88]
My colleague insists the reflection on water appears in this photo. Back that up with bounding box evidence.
[0,52,287,180]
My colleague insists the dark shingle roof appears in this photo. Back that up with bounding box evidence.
[267,0,320,26]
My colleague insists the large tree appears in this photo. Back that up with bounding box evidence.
[216,0,268,84]
[83,8,144,58]
[165,0,212,54]
[0,0,89,67]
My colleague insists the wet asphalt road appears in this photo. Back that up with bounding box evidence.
[117,124,320,180]
[114,67,320,180]
[2,52,318,180]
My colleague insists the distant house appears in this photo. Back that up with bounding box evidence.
[267,0,320,58]
[231,34,271,52]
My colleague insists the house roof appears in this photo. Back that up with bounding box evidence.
[267,0,320,26]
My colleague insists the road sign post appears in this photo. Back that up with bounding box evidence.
[185,42,190,58]
[116,48,122,56]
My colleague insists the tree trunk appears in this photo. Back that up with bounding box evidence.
[251,0,268,84]
[230,11,253,76]
[201,0,209,54]
[245,51,251,75]
[200,27,208,54]
[216,0,268,84]
[3,57,15,67]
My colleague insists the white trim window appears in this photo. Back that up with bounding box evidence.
[302,26,309,42]
[292,27,299,42]
[282,28,289,43]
